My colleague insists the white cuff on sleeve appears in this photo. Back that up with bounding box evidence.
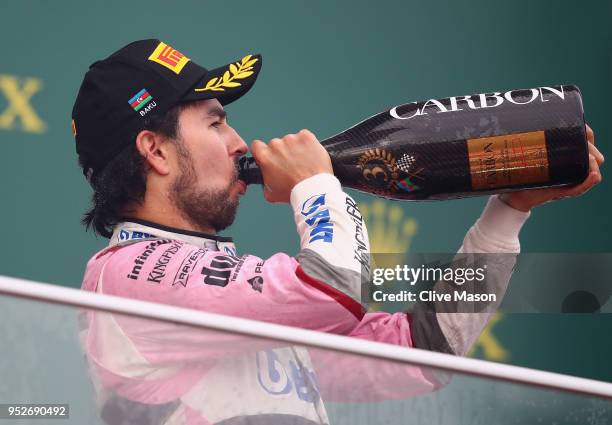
[290,173,342,211]
[475,195,531,244]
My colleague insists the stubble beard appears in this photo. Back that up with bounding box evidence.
[169,143,239,233]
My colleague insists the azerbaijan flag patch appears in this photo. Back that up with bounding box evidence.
[128,89,153,111]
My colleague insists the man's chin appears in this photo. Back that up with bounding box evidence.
[211,206,239,232]
[171,186,240,233]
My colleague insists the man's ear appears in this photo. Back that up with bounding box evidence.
[135,130,171,175]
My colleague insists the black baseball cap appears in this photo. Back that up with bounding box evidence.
[71,39,262,182]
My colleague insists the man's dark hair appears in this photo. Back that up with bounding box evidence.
[82,104,187,238]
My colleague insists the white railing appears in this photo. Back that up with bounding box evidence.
[0,274,611,399]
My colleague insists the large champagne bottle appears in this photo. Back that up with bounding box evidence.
[239,85,589,200]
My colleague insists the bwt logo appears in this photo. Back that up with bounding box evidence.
[119,230,152,241]
[0,74,46,134]
[301,193,334,243]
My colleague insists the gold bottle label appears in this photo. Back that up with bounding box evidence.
[467,130,549,190]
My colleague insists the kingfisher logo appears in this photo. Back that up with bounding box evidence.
[301,194,334,243]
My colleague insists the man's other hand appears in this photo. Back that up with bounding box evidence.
[251,129,333,203]
[500,125,604,212]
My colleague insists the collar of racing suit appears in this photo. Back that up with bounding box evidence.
[109,219,238,256]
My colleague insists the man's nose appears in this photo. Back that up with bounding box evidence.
[228,126,248,156]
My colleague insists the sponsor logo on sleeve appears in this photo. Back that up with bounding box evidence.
[201,254,242,287]
[146,241,183,284]
[301,194,334,243]
[127,239,173,280]
[346,197,370,273]
[247,276,264,293]
[201,253,255,288]
[172,248,206,287]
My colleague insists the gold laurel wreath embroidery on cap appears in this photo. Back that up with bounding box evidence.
[194,55,258,92]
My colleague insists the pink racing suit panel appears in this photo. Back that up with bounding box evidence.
[94,240,363,337]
